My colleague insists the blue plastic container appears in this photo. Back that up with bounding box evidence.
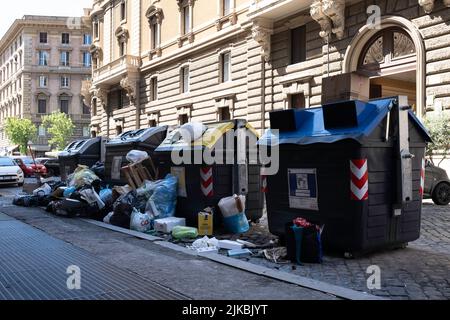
[223,212,250,234]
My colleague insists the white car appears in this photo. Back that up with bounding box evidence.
[0,157,24,186]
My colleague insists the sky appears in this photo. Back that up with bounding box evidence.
[0,0,93,39]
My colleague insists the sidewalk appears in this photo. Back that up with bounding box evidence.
[0,205,337,300]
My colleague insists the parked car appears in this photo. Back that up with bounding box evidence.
[424,160,450,206]
[39,158,60,177]
[0,157,24,186]
[13,156,48,177]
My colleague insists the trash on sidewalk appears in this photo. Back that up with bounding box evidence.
[218,195,250,234]
[286,218,324,264]
[217,240,244,250]
[68,165,100,188]
[188,236,219,253]
[262,247,289,264]
[144,174,178,220]
[33,183,52,196]
[198,207,214,236]
[80,188,105,210]
[154,217,186,233]
[227,249,252,257]
[130,209,152,233]
[172,226,198,240]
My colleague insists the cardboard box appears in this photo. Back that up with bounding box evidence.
[217,240,244,250]
[198,209,213,236]
[154,217,186,233]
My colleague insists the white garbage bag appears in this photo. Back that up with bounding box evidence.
[126,150,149,164]
[130,209,152,233]
[179,122,207,142]
[33,183,52,196]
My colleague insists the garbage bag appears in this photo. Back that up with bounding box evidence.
[179,122,207,142]
[90,162,105,180]
[126,150,148,164]
[80,188,105,210]
[68,165,100,188]
[99,188,113,206]
[110,191,137,229]
[33,184,52,197]
[103,212,114,224]
[63,186,77,198]
[144,174,178,220]
[130,209,152,233]
[172,226,198,240]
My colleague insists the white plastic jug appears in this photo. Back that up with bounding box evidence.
[218,195,246,218]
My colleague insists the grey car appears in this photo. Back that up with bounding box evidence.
[424,160,450,205]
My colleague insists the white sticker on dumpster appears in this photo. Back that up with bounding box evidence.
[111,156,122,181]
[288,168,319,211]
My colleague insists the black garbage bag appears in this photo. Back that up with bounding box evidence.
[110,191,137,229]
[91,162,105,180]
[13,194,51,208]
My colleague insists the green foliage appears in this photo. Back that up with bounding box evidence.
[42,112,75,151]
[423,112,450,166]
[4,117,37,154]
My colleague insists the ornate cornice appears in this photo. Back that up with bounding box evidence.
[120,76,137,105]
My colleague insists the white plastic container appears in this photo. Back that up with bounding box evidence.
[218,195,246,218]
[154,217,186,233]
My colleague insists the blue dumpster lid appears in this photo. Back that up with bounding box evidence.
[258,98,432,146]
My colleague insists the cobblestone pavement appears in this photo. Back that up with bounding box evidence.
[223,201,450,300]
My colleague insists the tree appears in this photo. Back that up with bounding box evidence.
[4,117,37,154]
[42,112,75,151]
[423,112,450,166]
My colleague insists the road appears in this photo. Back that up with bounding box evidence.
[0,185,340,301]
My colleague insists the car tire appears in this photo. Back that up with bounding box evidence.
[432,182,450,206]
[18,182,24,187]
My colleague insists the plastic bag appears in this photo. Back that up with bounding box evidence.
[110,191,137,228]
[103,212,114,224]
[33,184,52,196]
[126,150,148,164]
[130,209,152,233]
[63,186,77,198]
[179,122,207,142]
[144,174,178,220]
[90,162,105,180]
[99,188,113,205]
[80,188,105,210]
[172,226,198,240]
[68,165,100,188]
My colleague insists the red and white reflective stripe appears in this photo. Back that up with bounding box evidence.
[350,159,369,201]
[200,167,214,197]
[261,175,268,193]
[420,158,425,197]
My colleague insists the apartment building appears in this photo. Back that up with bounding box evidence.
[86,0,450,138]
[0,14,93,156]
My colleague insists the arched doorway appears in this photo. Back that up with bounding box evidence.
[343,16,425,116]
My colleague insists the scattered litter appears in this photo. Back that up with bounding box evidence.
[236,239,257,248]
[262,247,290,264]
[227,249,252,257]
[217,240,244,250]
[154,217,186,233]
[172,226,198,240]
[188,236,219,253]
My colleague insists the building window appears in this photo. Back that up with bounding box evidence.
[181,66,189,93]
[223,0,232,16]
[38,126,46,137]
[119,41,126,57]
[83,101,90,115]
[219,106,230,121]
[179,114,189,125]
[150,77,158,101]
[60,51,70,66]
[116,126,123,135]
[94,21,99,39]
[118,89,124,109]
[120,1,127,22]
[39,75,48,88]
[92,98,97,116]
[149,119,157,127]
[290,93,305,109]
[61,33,70,44]
[83,34,92,45]
[60,95,70,114]
[61,76,70,88]
[220,52,231,83]
[39,32,48,44]
[150,16,160,50]
[182,4,191,35]
[83,52,91,67]
[38,51,49,66]
[291,25,306,64]
[82,126,90,137]
[38,99,47,114]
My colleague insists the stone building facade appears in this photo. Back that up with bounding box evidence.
[86,0,450,138]
[0,14,93,156]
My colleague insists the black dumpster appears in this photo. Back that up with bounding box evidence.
[58,137,107,180]
[259,96,431,256]
[104,126,168,185]
[154,119,265,227]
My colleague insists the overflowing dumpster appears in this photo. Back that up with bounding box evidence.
[154,119,264,227]
[104,126,168,185]
[259,96,432,256]
[59,137,107,180]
